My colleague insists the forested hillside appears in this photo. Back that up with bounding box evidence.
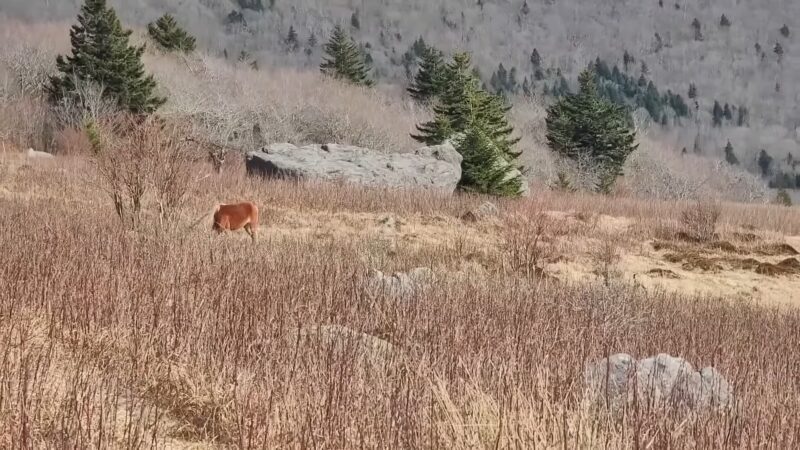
[2,0,800,191]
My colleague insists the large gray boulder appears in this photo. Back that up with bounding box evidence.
[245,142,462,192]
[583,353,734,414]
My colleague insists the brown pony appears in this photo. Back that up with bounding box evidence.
[212,202,259,242]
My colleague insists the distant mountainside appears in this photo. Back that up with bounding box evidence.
[3,0,800,188]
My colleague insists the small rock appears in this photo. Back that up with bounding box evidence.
[461,201,500,222]
[25,148,54,159]
[365,267,435,299]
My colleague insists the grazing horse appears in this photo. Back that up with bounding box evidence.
[212,202,259,242]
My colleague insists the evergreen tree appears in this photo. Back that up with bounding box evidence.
[237,0,264,11]
[320,25,373,87]
[285,25,300,53]
[48,0,165,114]
[350,9,360,30]
[660,113,668,127]
[521,0,530,15]
[723,103,733,121]
[737,105,749,126]
[724,141,739,165]
[530,48,542,68]
[456,125,523,196]
[305,33,317,57]
[147,13,196,53]
[712,100,724,127]
[623,50,634,71]
[775,189,792,207]
[545,68,638,193]
[774,42,784,62]
[720,14,731,27]
[522,77,532,96]
[407,44,446,102]
[640,61,649,75]
[780,24,790,38]
[692,18,704,41]
[758,149,773,177]
[411,52,524,196]
[688,82,697,99]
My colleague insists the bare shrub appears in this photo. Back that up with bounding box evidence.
[50,77,119,128]
[0,44,54,97]
[589,235,622,286]
[501,212,554,277]
[680,201,722,242]
[86,114,200,228]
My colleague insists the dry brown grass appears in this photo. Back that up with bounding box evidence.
[2,146,800,448]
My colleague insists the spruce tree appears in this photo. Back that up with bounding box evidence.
[411,52,523,196]
[320,25,373,86]
[285,25,300,53]
[49,0,166,114]
[530,48,542,68]
[780,24,790,38]
[692,18,704,41]
[545,68,638,193]
[723,103,733,121]
[688,82,697,99]
[724,141,739,165]
[758,149,773,177]
[148,14,196,53]
[712,101,724,127]
[305,33,317,57]
[720,14,731,27]
[407,45,446,103]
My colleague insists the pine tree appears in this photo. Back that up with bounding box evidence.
[305,33,317,57]
[320,25,373,87]
[720,14,731,27]
[48,0,166,114]
[411,52,524,196]
[737,106,749,126]
[688,82,697,99]
[456,125,523,196]
[724,141,739,165]
[723,103,733,121]
[521,0,530,15]
[623,50,634,71]
[780,24,790,38]
[522,77,532,96]
[285,25,300,53]
[545,69,638,193]
[775,189,792,207]
[712,100,724,127]
[774,42,784,62]
[147,13,196,53]
[758,149,773,177]
[407,45,446,102]
[692,18,704,41]
[530,48,542,68]
[350,10,360,30]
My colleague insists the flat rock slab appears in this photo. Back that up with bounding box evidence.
[246,142,462,192]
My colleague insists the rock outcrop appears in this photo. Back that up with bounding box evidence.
[583,353,733,413]
[245,142,462,192]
